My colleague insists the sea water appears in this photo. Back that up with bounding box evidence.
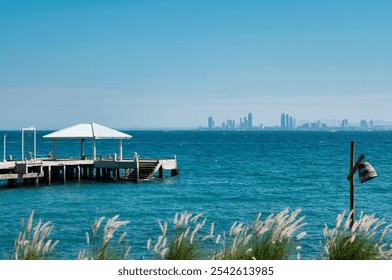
[0,130,391,259]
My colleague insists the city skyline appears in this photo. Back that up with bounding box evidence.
[1,1,391,129]
[207,113,254,130]
[203,113,390,131]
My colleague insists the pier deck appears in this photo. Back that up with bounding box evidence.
[0,156,178,186]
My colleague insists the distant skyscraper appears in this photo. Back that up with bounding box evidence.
[286,114,289,129]
[360,119,368,129]
[248,113,253,129]
[244,117,248,130]
[281,113,286,129]
[342,119,349,128]
[208,116,214,129]
[289,117,293,129]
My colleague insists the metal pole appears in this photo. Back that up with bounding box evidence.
[92,138,96,160]
[3,134,6,162]
[34,128,36,160]
[118,139,123,161]
[349,141,355,230]
[22,128,24,161]
[52,139,57,160]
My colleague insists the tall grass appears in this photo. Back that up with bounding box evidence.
[8,209,392,260]
[78,215,131,260]
[323,211,392,260]
[216,209,306,260]
[13,210,59,260]
[147,211,213,260]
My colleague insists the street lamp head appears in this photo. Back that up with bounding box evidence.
[358,162,377,183]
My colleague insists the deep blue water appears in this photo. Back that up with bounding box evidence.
[1,130,391,259]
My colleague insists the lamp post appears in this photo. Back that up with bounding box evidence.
[346,141,377,229]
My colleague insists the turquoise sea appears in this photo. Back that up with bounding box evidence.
[1,130,391,259]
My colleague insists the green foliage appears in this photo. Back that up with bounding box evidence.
[8,208,392,260]
[324,211,392,260]
[148,211,213,260]
[13,211,59,260]
[78,215,131,260]
[217,209,306,260]
[164,234,200,260]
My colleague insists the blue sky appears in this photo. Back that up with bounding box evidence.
[1,0,391,129]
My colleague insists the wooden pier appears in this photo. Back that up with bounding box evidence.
[0,156,178,187]
[1,123,179,187]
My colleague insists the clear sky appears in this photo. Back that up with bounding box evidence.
[1,0,391,129]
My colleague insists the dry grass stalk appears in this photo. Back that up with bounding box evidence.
[148,211,212,260]
[324,210,392,260]
[13,211,59,260]
[216,208,306,260]
[78,215,131,260]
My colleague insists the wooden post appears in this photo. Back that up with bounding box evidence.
[135,155,139,183]
[96,168,101,179]
[348,142,366,230]
[159,166,163,178]
[77,165,81,182]
[48,165,51,185]
[63,165,66,183]
[349,141,355,230]
[89,167,94,179]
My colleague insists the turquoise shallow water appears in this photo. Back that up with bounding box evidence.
[1,130,392,259]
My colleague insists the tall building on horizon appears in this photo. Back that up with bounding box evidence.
[360,119,368,129]
[208,116,214,129]
[281,113,286,128]
[341,119,349,128]
[280,113,296,129]
[248,113,253,129]
[369,120,374,129]
[286,114,289,129]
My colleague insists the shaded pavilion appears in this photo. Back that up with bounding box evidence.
[43,122,132,160]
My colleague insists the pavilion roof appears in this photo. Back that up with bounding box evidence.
[43,122,132,139]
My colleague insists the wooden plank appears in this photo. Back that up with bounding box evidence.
[0,162,16,170]
[22,172,44,179]
[0,174,19,180]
